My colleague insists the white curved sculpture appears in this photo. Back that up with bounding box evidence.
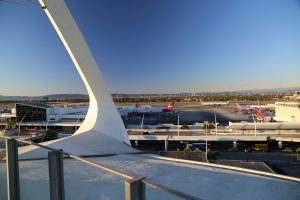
[18,0,137,158]
[39,0,130,144]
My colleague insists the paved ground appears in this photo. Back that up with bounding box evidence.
[217,152,297,163]
[275,162,300,178]
[124,105,251,126]
[175,105,250,124]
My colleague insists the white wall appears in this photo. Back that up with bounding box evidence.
[46,106,88,121]
[274,102,300,122]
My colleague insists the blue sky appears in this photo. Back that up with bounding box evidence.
[0,0,300,96]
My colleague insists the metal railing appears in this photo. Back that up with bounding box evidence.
[0,136,201,200]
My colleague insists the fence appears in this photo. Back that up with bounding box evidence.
[0,136,201,200]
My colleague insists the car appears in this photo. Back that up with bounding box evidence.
[283,148,294,153]
[244,148,255,153]
[228,148,238,152]
[190,143,212,151]
[253,144,269,152]
[156,126,170,130]
[212,150,220,155]
[188,144,204,151]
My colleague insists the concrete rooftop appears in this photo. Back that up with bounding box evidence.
[1,153,299,200]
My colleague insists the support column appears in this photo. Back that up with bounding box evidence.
[6,139,20,200]
[278,141,283,149]
[233,141,237,149]
[125,177,145,200]
[164,140,168,151]
[134,141,139,147]
[48,151,65,200]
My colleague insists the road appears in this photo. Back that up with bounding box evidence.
[216,151,300,178]
[217,152,297,162]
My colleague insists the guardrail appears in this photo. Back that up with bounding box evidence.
[0,136,201,200]
[151,155,300,184]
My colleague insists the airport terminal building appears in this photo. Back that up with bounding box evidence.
[272,102,300,122]
[16,103,88,122]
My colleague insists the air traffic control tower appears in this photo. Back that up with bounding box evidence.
[1,0,300,199]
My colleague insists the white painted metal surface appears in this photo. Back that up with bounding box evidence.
[39,0,129,145]
[17,0,140,157]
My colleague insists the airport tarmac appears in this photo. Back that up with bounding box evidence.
[124,105,251,126]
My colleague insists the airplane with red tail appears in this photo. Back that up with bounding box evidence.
[255,109,275,122]
[163,102,175,112]
[118,102,175,116]
[255,109,265,121]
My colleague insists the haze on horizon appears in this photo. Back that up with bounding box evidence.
[0,0,300,96]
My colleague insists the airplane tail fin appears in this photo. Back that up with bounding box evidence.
[256,109,264,120]
[236,103,241,109]
[163,102,175,111]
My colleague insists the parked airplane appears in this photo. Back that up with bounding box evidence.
[255,109,275,122]
[248,105,274,110]
[236,103,256,112]
[236,103,273,112]
[118,102,175,116]
[200,100,229,106]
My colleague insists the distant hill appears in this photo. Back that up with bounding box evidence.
[197,87,300,96]
[45,94,88,100]
[0,94,88,101]
[112,87,300,97]
[0,87,299,100]
[0,95,30,101]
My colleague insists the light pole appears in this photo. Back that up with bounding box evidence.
[41,121,48,131]
[252,113,257,137]
[177,112,182,136]
[214,113,218,136]
[140,114,144,130]
[177,112,180,136]
[204,121,208,157]
[45,115,52,132]
[75,116,80,131]
[18,115,26,133]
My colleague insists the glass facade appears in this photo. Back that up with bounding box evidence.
[16,104,47,122]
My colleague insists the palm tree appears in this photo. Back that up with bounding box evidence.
[7,119,16,129]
